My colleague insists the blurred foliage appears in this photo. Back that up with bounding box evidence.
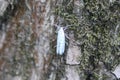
[54,0,120,79]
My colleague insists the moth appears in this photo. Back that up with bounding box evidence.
[56,27,65,55]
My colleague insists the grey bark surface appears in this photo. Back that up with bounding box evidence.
[0,0,8,16]
[0,0,120,80]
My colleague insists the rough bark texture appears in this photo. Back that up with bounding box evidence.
[0,0,120,80]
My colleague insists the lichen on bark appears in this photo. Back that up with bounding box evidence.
[54,0,120,79]
[0,0,120,80]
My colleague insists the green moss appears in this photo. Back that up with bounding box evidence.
[54,0,120,79]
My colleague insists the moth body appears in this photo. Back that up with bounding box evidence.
[56,27,65,55]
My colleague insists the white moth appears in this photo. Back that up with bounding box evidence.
[56,27,65,55]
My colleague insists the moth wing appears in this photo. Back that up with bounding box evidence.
[56,27,65,55]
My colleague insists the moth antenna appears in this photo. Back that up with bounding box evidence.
[54,24,60,28]
[63,25,72,30]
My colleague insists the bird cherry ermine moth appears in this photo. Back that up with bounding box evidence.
[56,27,65,55]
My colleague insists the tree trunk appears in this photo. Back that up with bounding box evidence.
[0,0,120,80]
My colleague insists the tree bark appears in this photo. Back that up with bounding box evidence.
[0,0,120,80]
